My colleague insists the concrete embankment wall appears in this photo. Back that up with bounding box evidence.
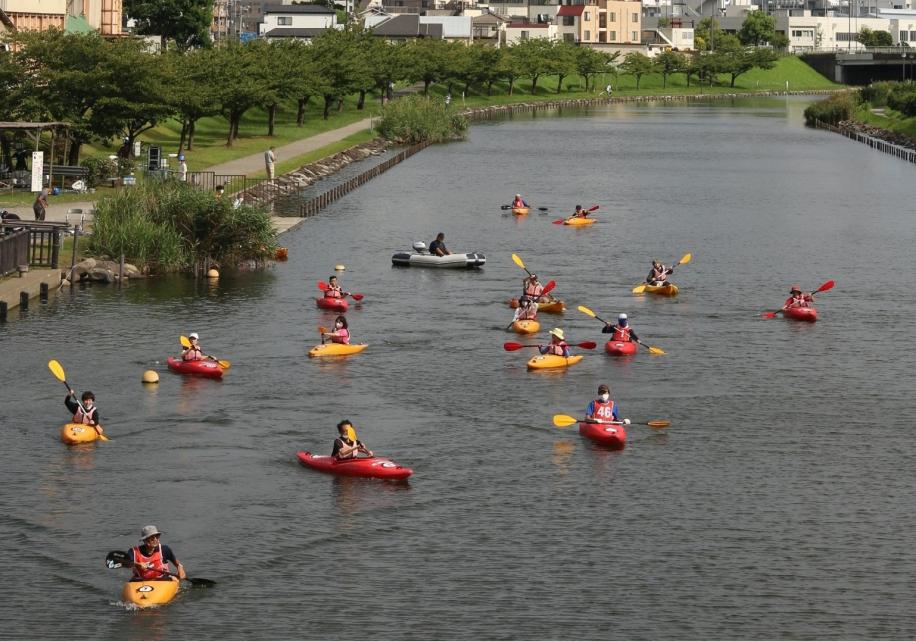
[0,269,61,321]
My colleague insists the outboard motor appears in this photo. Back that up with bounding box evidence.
[412,241,427,254]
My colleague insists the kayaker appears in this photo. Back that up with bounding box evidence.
[783,285,813,309]
[429,233,451,257]
[513,297,538,321]
[585,384,630,425]
[182,333,204,361]
[602,313,639,344]
[322,315,350,344]
[65,390,100,426]
[512,194,528,208]
[571,205,588,218]
[646,260,674,286]
[540,328,570,357]
[521,274,543,303]
[324,275,349,299]
[332,420,373,460]
[129,525,186,581]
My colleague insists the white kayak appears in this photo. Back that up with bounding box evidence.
[392,242,485,268]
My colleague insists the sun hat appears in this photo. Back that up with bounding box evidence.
[790,284,801,293]
[189,332,199,339]
[549,328,565,340]
[140,525,163,541]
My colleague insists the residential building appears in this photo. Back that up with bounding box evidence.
[0,0,122,35]
[259,3,338,40]
[556,2,599,42]
[371,13,444,39]
[472,10,511,39]
[878,8,916,45]
[419,15,473,40]
[502,20,557,43]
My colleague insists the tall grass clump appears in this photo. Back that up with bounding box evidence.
[88,180,277,273]
[376,95,468,144]
[859,81,897,108]
[804,92,859,126]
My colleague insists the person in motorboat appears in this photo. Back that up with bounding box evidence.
[571,205,588,218]
[182,332,204,361]
[539,328,570,357]
[602,313,639,344]
[332,420,373,460]
[783,285,813,310]
[429,232,451,257]
[584,384,630,426]
[512,194,528,208]
[65,390,101,427]
[646,260,674,286]
[513,297,538,322]
[322,315,350,344]
[129,525,186,581]
[323,275,349,299]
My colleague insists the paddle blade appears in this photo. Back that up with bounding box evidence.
[187,577,216,587]
[537,207,549,211]
[217,360,231,370]
[48,360,66,382]
[632,285,647,294]
[350,293,364,301]
[577,305,596,318]
[815,279,835,294]
[511,253,525,270]
[318,326,327,335]
[679,252,692,265]
[317,281,328,291]
[180,335,191,348]
[552,414,579,428]
[588,205,599,212]
[97,429,110,441]
[346,425,358,441]
[647,346,666,355]
[577,341,597,350]
[541,280,556,295]
[503,342,527,351]
[646,420,670,429]
[761,311,779,319]
[106,550,131,569]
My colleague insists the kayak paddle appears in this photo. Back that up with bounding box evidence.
[762,279,835,319]
[503,341,597,351]
[511,253,534,277]
[318,281,364,301]
[632,253,692,294]
[106,550,216,587]
[179,336,231,369]
[552,414,670,429]
[501,204,550,211]
[552,204,599,224]
[577,305,665,355]
[48,360,109,441]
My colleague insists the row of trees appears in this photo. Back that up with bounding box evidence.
[0,26,779,164]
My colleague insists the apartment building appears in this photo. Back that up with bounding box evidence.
[0,0,121,35]
[554,0,641,43]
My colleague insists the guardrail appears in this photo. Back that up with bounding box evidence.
[0,221,66,271]
[0,228,28,277]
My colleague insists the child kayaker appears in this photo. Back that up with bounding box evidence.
[332,420,373,460]
[540,328,570,357]
[647,260,674,286]
[182,332,204,361]
[513,297,538,321]
[65,390,100,426]
[571,205,588,218]
[783,285,813,309]
[585,384,630,425]
[602,313,639,344]
[129,525,186,581]
[324,275,349,299]
[521,274,543,303]
[322,315,350,344]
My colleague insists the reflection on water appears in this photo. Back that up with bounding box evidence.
[551,441,575,475]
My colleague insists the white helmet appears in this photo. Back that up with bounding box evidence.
[618,313,627,321]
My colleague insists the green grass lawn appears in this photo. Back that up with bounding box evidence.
[855,104,916,139]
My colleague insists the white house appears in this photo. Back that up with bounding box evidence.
[259,3,338,40]
[785,14,891,52]
[502,21,558,45]
[878,9,916,45]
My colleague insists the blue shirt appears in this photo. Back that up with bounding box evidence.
[585,400,619,421]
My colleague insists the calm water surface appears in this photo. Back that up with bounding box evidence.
[2,97,915,641]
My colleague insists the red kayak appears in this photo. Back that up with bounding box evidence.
[784,306,817,322]
[578,421,627,450]
[296,451,412,480]
[167,356,224,379]
[316,297,349,312]
[605,340,638,356]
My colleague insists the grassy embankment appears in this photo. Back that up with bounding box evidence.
[854,104,916,138]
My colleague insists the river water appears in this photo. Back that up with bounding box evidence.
[2,97,915,641]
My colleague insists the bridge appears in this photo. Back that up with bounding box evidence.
[802,49,916,85]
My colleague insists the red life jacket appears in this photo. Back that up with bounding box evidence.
[73,405,97,425]
[513,198,525,207]
[784,294,811,308]
[329,328,350,344]
[517,304,537,320]
[325,286,342,299]
[592,399,616,422]
[546,341,568,356]
[612,324,631,342]
[523,282,543,298]
[651,266,668,282]
[131,544,168,580]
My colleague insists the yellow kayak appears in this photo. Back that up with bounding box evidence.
[511,319,540,335]
[512,207,529,216]
[308,343,368,358]
[122,577,180,608]
[527,354,584,370]
[563,217,596,226]
[644,284,679,296]
[508,299,565,313]
[60,423,101,445]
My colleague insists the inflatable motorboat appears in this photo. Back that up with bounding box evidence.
[392,242,486,268]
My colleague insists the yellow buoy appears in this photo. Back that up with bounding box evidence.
[206,268,219,279]
[334,264,346,271]
[142,370,159,384]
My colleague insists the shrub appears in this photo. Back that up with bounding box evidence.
[87,181,277,273]
[804,93,858,125]
[887,81,916,116]
[859,81,896,107]
[80,157,117,188]
[376,95,468,144]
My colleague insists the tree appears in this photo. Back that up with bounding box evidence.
[694,17,723,52]
[403,38,450,95]
[575,47,617,93]
[500,45,526,95]
[857,27,893,47]
[654,50,688,88]
[166,49,221,151]
[209,43,270,145]
[620,52,654,90]
[123,0,212,51]
[550,42,578,93]
[472,45,505,96]
[716,45,777,87]
[738,11,776,46]
[310,27,370,119]
[364,39,405,105]
[252,40,309,135]
[511,38,554,94]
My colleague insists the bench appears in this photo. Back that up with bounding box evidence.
[44,165,90,192]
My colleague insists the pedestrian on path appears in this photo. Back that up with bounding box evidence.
[265,146,276,179]
[33,187,49,221]
[177,155,188,182]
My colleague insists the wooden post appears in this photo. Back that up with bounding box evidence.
[40,282,48,301]
[0,301,7,322]
[119,253,125,287]
[19,291,28,310]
